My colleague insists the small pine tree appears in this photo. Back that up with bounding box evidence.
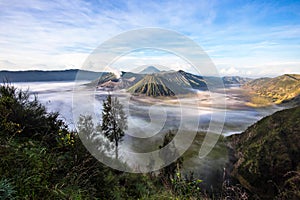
[101,94,127,159]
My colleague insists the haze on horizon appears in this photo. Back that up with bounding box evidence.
[0,0,300,77]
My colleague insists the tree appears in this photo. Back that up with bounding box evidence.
[159,131,183,181]
[101,94,127,159]
[77,115,114,157]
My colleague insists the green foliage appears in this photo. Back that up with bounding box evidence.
[0,84,161,199]
[0,179,16,200]
[0,83,67,147]
[1,140,57,199]
[170,171,203,199]
[230,106,300,199]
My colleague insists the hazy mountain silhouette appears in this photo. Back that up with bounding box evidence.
[0,69,105,82]
[139,66,161,74]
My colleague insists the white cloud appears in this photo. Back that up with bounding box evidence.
[0,0,217,71]
[220,67,239,76]
[0,0,299,77]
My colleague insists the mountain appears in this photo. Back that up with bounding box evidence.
[139,66,160,74]
[243,74,300,104]
[0,69,105,82]
[87,72,118,88]
[118,71,145,88]
[281,94,300,107]
[96,72,118,85]
[93,69,253,96]
[222,76,251,84]
[229,106,300,199]
[91,71,145,90]
[127,70,207,97]
[127,74,176,96]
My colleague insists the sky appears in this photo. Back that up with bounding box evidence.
[0,0,300,77]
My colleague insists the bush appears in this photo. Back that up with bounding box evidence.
[0,83,68,147]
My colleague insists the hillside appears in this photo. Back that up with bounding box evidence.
[92,71,145,89]
[244,74,300,104]
[128,70,208,96]
[118,71,145,89]
[229,106,300,199]
[0,69,105,82]
[127,74,176,96]
[96,72,118,85]
[222,76,251,84]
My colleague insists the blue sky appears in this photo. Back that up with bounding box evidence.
[0,0,300,77]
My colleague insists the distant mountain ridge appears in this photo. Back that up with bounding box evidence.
[91,71,145,90]
[0,69,105,82]
[222,76,252,84]
[244,74,300,104]
[93,69,252,97]
[92,70,209,96]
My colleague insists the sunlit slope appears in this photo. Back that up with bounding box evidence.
[244,74,300,104]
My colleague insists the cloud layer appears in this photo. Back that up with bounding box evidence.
[0,0,300,77]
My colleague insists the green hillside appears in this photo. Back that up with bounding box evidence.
[229,106,300,199]
[244,74,300,105]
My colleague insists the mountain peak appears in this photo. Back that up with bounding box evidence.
[128,70,208,97]
[139,66,160,74]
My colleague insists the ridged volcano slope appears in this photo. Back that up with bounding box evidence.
[128,70,207,96]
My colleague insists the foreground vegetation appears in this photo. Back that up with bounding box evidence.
[229,106,300,199]
[0,83,237,199]
[2,83,298,199]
